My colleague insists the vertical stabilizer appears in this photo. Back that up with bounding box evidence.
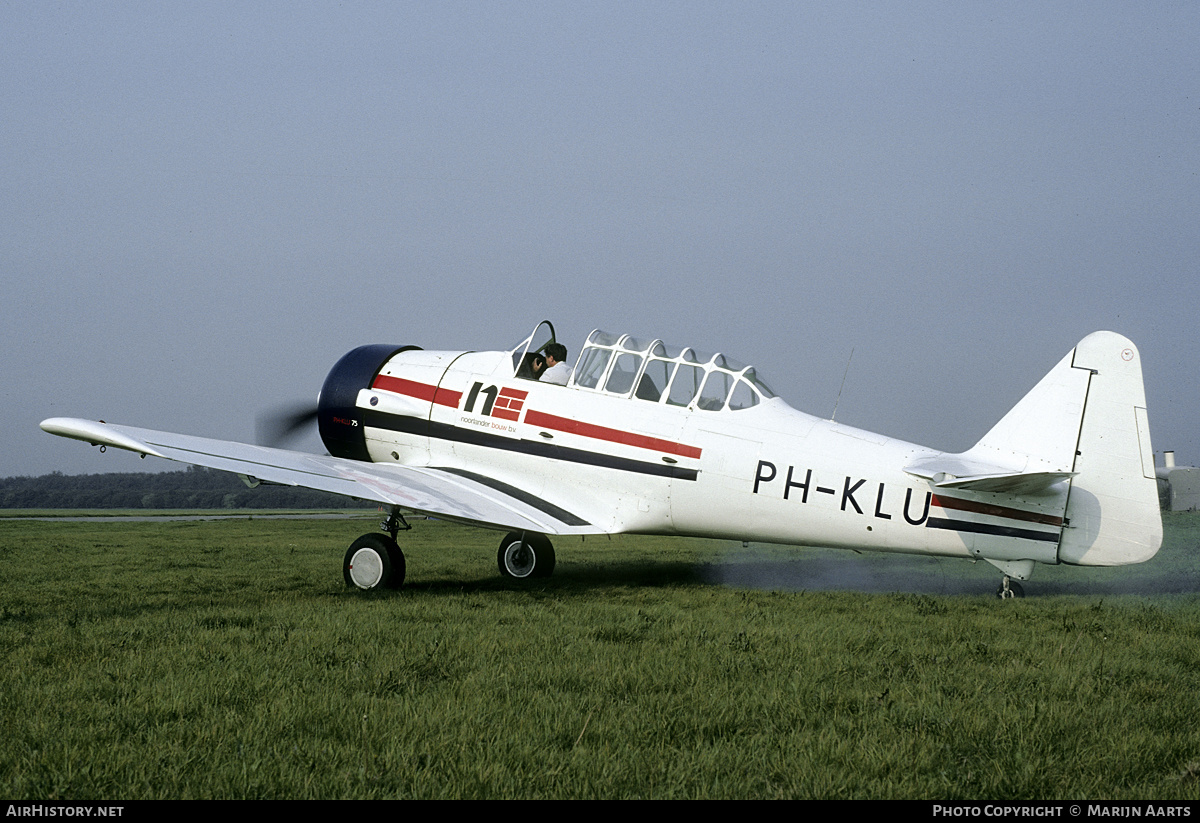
[1058,332,1162,566]
[969,347,1090,476]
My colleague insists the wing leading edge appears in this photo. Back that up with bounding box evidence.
[39,418,599,536]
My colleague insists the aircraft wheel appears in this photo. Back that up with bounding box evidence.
[344,533,406,590]
[497,532,555,580]
[996,577,1025,599]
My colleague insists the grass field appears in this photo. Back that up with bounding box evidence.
[2,511,1199,799]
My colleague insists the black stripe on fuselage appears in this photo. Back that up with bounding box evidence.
[361,410,699,482]
[926,517,1060,543]
[432,467,592,527]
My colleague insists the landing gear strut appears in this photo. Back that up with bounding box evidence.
[996,575,1025,599]
[497,531,556,580]
[381,506,411,540]
[343,506,409,590]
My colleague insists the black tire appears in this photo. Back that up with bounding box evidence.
[344,533,405,590]
[497,531,556,580]
[996,578,1025,599]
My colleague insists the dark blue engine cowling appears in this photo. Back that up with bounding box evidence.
[318,344,420,461]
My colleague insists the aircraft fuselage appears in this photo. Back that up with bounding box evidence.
[331,347,1067,570]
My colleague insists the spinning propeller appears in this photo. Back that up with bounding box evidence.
[255,402,320,448]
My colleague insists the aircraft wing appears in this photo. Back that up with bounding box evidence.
[40,418,600,536]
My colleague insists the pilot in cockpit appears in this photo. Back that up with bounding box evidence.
[541,343,571,385]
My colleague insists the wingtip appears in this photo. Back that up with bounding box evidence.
[39,417,165,458]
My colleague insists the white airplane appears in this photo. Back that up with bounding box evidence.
[41,321,1162,597]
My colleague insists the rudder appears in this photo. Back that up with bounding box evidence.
[1057,332,1161,566]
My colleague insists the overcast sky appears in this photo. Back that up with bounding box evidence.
[3,2,1197,479]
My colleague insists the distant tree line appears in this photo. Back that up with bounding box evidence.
[0,466,374,510]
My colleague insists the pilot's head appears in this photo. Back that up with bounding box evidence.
[544,343,567,367]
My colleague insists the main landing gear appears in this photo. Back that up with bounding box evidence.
[342,511,559,590]
[343,507,410,591]
[497,531,556,580]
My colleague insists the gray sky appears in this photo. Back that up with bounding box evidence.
[3,2,1197,478]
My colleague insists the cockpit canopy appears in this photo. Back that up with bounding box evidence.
[508,321,777,412]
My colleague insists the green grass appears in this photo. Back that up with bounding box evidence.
[0,508,376,518]
[2,514,1199,798]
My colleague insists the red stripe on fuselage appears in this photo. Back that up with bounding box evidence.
[372,375,462,408]
[524,409,702,459]
[931,494,1063,527]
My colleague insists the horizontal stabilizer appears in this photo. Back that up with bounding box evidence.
[905,454,1074,495]
[930,470,1075,495]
